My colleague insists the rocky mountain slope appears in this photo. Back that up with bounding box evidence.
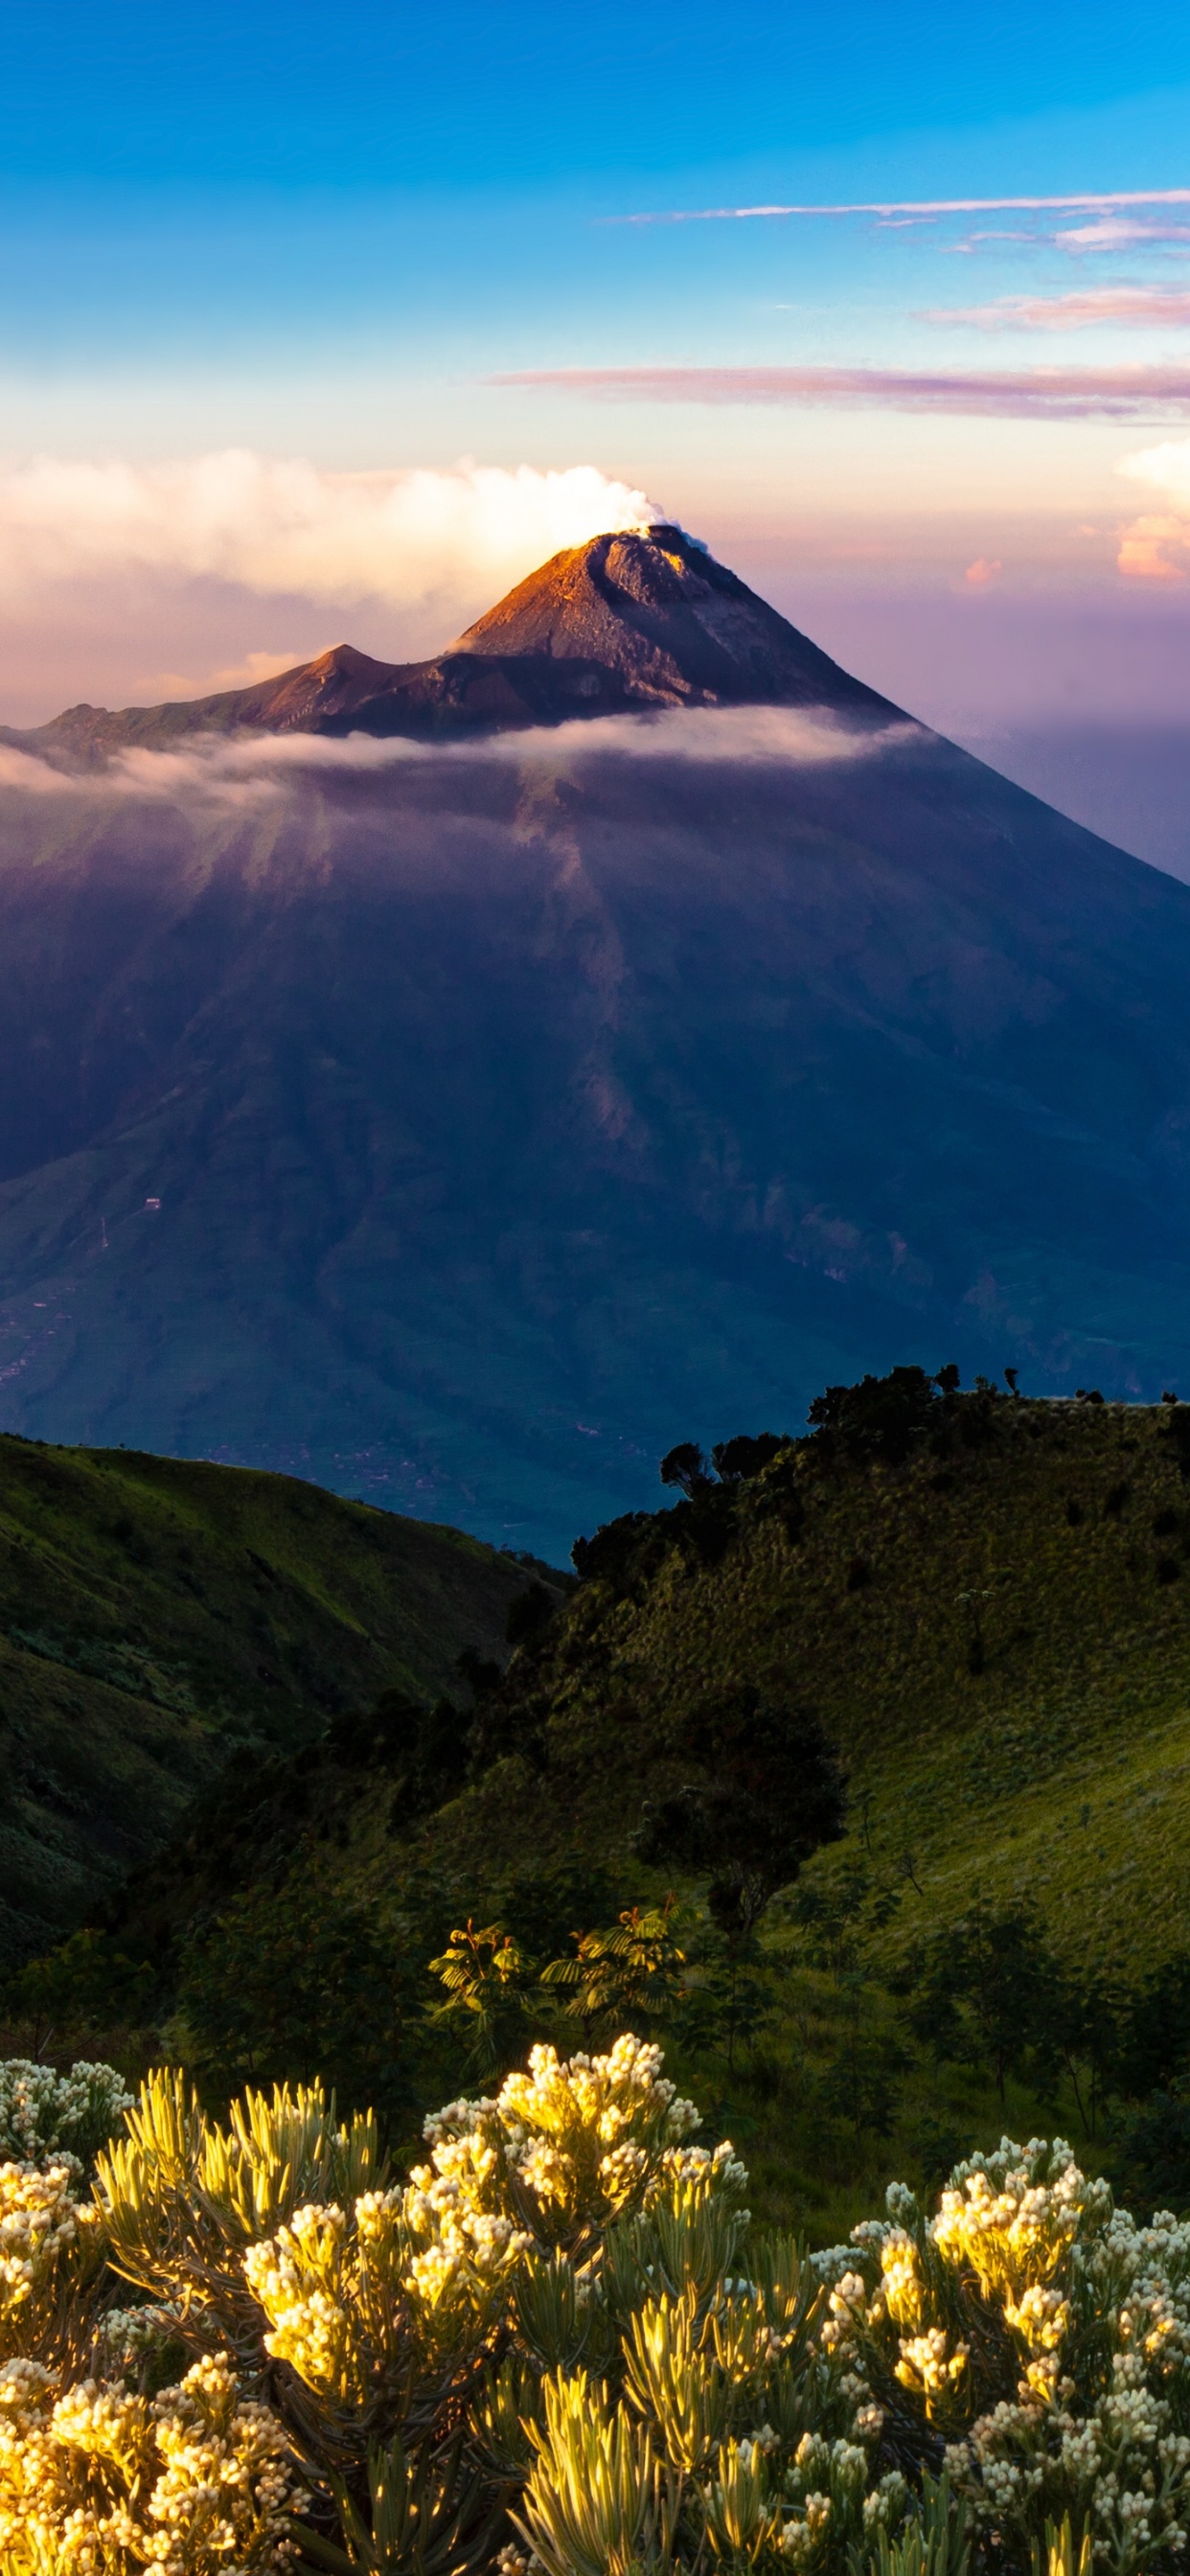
[1,531,1190,1552]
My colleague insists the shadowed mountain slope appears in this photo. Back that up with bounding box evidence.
[0,1432,536,1966]
[0,531,1189,1553]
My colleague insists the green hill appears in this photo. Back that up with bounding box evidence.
[94,1374,1190,1991]
[0,1434,539,1965]
[385,1376,1190,1980]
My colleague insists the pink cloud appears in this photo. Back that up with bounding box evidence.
[1057,218,1190,251]
[964,559,1002,586]
[489,363,1190,420]
[926,287,1190,330]
[1116,515,1190,581]
[1115,435,1190,580]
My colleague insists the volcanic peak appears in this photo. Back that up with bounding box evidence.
[453,524,882,714]
[2,524,894,765]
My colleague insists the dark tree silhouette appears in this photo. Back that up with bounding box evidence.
[636,1686,846,1939]
[711,1432,788,1481]
[659,1440,713,1499]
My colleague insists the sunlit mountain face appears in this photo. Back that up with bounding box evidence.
[2,528,1190,1560]
[0,527,891,760]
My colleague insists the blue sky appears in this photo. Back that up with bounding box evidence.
[2,1,1190,729]
[5,3,1187,187]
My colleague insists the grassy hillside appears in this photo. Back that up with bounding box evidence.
[383,1382,1190,1970]
[0,1434,538,1964]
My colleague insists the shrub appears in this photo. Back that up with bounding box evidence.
[5,2045,1190,2574]
[0,2058,132,2172]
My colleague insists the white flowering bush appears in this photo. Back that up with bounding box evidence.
[7,2038,1190,2576]
[419,2033,738,2248]
[817,2138,1190,2576]
[0,2059,133,2172]
[0,2162,103,2363]
[0,2348,304,2573]
[0,2152,303,2574]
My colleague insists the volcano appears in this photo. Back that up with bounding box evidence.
[1,526,890,765]
[1,528,1189,1557]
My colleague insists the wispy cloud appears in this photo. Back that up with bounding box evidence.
[942,217,1190,259]
[925,287,1190,330]
[0,744,89,795]
[490,363,1190,420]
[1057,218,1190,251]
[0,705,921,807]
[0,456,661,610]
[608,189,1190,228]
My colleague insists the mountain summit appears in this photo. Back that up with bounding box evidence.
[4,525,892,765]
[449,525,889,713]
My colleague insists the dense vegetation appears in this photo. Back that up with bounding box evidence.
[6,2041,1190,2576]
[0,1435,546,1965]
[11,1370,1190,2566]
[11,1370,1190,2241]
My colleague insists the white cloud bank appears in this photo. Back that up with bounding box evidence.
[0,455,660,611]
[0,705,921,810]
[1123,439,1190,510]
[1116,436,1190,580]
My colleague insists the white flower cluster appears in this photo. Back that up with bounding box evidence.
[0,2347,303,2572]
[424,2036,717,2241]
[245,2036,746,2405]
[0,2163,101,2353]
[945,2358,1190,2568]
[0,2060,132,2171]
[776,2430,904,2567]
[244,2199,376,2404]
[819,2138,1190,2575]
[95,2305,185,2374]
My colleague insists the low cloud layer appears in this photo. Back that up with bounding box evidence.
[0,455,660,612]
[0,704,921,810]
[493,363,1190,421]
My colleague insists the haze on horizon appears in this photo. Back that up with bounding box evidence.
[4,0,1190,870]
